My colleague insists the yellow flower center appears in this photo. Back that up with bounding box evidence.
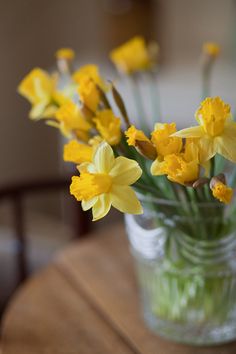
[196,97,231,137]
[212,182,233,204]
[70,172,112,201]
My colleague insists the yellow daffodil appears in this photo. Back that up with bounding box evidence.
[151,123,183,158]
[151,142,199,185]
[73,65,106,89]
[174,97,236,163]
[55,48,75,61]
[125,125,150,146]
[52,101,91,140]
[70,142,143,220]
[211,181,233,204]
[203,42,220,58]
[73,65,107,112]
[125,125,157,160]
[18,68,59,120]
[78,77,100,112]
[63,139,93,164]
[93,109,121,145]
[110,36,153,74]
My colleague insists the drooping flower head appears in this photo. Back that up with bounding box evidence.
[52,101,91,140]
[125,125,157,160]
[93,109,121,146]
[174,97,236,163]
[110,36,156,74]
[125,125,150,146]
[73,65,107,112]
[70,142,143,220]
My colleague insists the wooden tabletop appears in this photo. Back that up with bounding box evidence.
[1,223,236,354]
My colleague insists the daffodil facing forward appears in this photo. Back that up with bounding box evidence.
[70,142,143,220]
[151,142,200,185]
[174,97,236,163]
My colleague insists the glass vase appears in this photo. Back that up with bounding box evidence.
[125,194,236,345]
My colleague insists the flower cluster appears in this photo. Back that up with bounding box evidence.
[18,37,235,220]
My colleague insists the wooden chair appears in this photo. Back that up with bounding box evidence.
[0,176,91,286]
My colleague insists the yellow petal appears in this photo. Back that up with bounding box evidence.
[223,121,236,138]
[110,185,142,214]
[29,102,48,120]
[215,135,236,163]
[92,194,111,221]
[150,158,165,176]
[109,156,142,185]
[173,126,204,138]
[198,136,216,162]
[82,197,98,211]
[77,162,97,173]
[63,140,93,164]
[93,142,115,173]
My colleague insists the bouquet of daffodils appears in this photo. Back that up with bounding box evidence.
[18,39,236,341]
[18,37,236,228]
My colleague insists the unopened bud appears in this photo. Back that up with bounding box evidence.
[210,173,226,190]
[192,177,210,189]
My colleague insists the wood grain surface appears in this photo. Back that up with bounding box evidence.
[1,223,236,354]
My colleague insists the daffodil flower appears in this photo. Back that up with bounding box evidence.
[125,125,157,160]
[110,36,155,74]
[151,142,200,185]
[55,48,75,61]
[203,42,220,58]
[211,181,233,204]
[63,140,93,164]
[93,109,121,146]
[125,125,151,146]
[174,97,236,163]
[51,101,91,140]
[73,64,106,90]
[18,68,60,120]
[70,142,143,220]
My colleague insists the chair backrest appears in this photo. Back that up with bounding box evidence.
[0,176,92,285]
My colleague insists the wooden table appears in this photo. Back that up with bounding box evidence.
[1,223,236,354]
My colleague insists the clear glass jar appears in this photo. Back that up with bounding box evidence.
[125,194,236,345]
